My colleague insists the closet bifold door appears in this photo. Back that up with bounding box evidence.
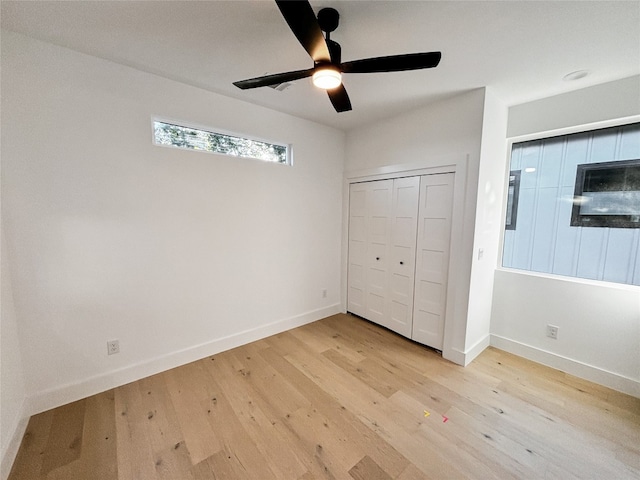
[347,180,394,325]
[362,180,393,329]
[412,173,454,350]
[385,176,420,338]
[347,182,369,318]
[347,177,419,338]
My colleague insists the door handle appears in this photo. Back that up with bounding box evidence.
[400,261,404,265]
[376,257,380,261]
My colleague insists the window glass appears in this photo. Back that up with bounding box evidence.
[571,160,640,227]
[502,123,640,286]
[505,170,521,230]
[153,121,290,164]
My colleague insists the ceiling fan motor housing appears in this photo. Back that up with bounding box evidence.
[317,7,340,33]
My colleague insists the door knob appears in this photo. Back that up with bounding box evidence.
[400,261,404,265]
[376,257,380,261]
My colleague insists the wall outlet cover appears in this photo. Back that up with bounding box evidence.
[107,339,120,355]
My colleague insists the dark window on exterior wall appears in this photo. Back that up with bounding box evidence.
[571,159,640,228]
[505,170,521,230]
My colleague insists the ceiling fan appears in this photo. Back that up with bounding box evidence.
[233,0,441,113]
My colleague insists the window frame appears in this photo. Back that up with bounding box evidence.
[570,159,640,228]
[151,118,293,165]
[499,116,640,288]
[505,170,521,230]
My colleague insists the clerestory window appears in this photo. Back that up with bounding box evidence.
[153,120,291,165]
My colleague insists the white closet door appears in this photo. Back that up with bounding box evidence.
[364,180,394,328]
[412,173,454,350]
[386,176,420,337]
[347,182,368,317]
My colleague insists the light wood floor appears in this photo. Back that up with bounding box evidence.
[9,313,640,479]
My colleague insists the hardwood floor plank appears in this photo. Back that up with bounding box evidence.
[432,362,639,478]
[388,391,519,480]
[7,410,54,480]
[322,348,398,398]
[163,362,222,464]
[8,314,640,480]
[493,369,640,453]
[228,343,311,418]
[291,320,367,364]
[200,355,289,480]
[198,362,309,479]
[79,390,118,480]
[348,455,392,480]
[153,440,196,480]
[284,406,362,479]
[297,472,317,480]
[258,346,411,479]
[137,373,185,454]
[115,381,160,480]
[395,463,432,480]
[189,458,218,480]
[42,391,117,480]
[40,399,86,476]
[205,448,251,480]
[278,333,466,478]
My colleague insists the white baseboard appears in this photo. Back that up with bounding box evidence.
[464,334,491,366]
[443,334,490,366]
[25,305,341,416]
[1,400,28,480]
[442,347,465,366]
[490,334,640,398]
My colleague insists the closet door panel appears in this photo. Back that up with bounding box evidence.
[419,249,446,283]
[347,184,368,317]
[364,180,393,327]
[412,173,454,349]
[387,177,420,337]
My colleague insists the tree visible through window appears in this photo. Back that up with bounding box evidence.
[153,121,289,164]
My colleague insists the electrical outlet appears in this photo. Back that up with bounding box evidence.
[546,325,559,340]
[107,339,120,355]
[322,289,327,298]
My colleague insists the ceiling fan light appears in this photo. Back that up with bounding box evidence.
[312,68,342,89]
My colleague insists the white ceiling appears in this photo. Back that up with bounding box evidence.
[2,1,639,131]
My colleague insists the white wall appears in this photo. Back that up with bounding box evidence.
[492,76,640,397]
[345,91,485,173]
[1,31,345,415]
[492,271,640,394]
[1,226,27,480]
[345,88,490,365]
[465,88,508,358]
[507,75,640,138]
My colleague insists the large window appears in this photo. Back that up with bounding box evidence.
[153,120,290,165]
[502,122,640,286]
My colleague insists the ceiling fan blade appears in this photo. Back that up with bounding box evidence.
[327,84,352,113]
[275,0,331,63]
[233,68,314,89]
[341,52,442,74]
